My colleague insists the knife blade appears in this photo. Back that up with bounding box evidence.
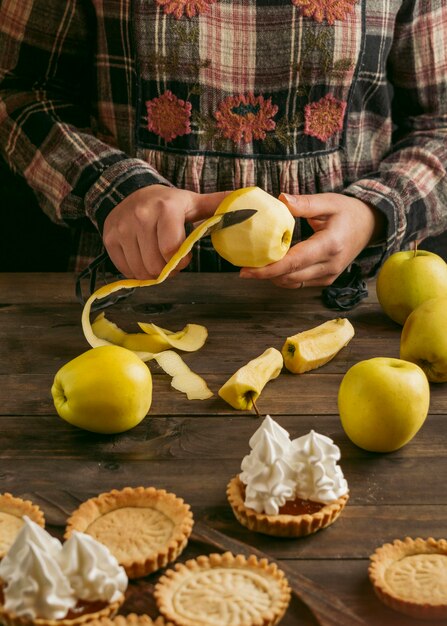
[202,208,257,236]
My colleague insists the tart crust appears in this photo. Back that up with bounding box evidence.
[154,552,291,626]
[369,537,447,620]
[0,596,124,626]
[0,493,45,559]
[87,614,172,626]
[227,475,348,537]
[64,487,193,578]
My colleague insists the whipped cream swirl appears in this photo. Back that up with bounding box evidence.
[239,416,348,514]
[61,531,127,603]
[0,516,128,620]
[292,430,349,504]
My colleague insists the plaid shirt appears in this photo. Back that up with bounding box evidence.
[0,0,446,275]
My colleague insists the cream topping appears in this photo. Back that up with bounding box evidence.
[61,531,127,603]
[240,416,348,514]
[0,517,127,620]
[2,543,75,620]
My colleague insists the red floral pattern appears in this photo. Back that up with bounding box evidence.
[155,0,217,19]
[291,0,357,24]
[304,93,346,142]
[214,93,278,144]
[145,90,192,142]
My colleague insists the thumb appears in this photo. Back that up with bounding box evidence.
[187,190,232,222]
[279,192,331,218]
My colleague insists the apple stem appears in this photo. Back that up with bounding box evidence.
[251,395,261,418]
[413,240,418,257]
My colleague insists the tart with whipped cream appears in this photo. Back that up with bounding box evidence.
[154,552,291,626]
[369,537,447,620]
[227,416,349,537]
[0,493,45,559]
[65,487,193,578]
[0,516,127,626]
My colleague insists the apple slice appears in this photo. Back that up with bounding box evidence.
[282,318,355,374]
[211,187,295,267]
[218,347,283,410]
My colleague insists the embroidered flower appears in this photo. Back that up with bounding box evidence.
[155,0,217,19]
[145,90,192,142]
[291,0,357,24]
[214,93,278,144]
[304,93,346,142]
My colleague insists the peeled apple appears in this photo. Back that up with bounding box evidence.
[211,187,295,267]
[218,347,284,410]
[282,318,355,374]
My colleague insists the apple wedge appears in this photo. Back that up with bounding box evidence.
[218,347,283,410]
[282,318,355,374]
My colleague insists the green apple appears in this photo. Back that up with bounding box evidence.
[51,345,152,434]
[400,297,447,382]
[338,357,430,452]
[211,187,295,267]
[376,250,447,325]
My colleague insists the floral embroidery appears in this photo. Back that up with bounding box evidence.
[155,0,217,20]
[145,90,192,142]
[304,93,346,142]
[214,93,278,144]
[291,0,357,25]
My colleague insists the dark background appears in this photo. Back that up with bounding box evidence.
[0,157,445,272]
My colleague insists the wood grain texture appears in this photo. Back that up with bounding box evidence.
[0,273,445,626]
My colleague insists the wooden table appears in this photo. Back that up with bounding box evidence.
[1,272,446,626]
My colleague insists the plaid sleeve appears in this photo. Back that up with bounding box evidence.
[0,0,170,231]
[344,0,447,276]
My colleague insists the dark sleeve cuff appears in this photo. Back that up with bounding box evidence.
[84,158,173,234]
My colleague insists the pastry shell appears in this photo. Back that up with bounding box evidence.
[369,537,447,620]
[64,487,193,578]
[154,551,291,626]
[87,614,172,626]
[227,475,348,537]
[0,493,45,559]
[0,596,124,626]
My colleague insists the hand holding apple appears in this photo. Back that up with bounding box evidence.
[400,297,447,383]
[376,250,447,325]
[338,357,430,452]
[51,345,153,433]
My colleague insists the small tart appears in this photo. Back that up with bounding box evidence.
[0,493,45,558]
[227,475,348,537]
[0,594,124,626]
[64,487,193,578]
[88,614,172,626]
[369,537,447,620]
[154,552,291,626]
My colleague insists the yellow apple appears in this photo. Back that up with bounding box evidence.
[376,250,447,325]
[400,297,447,383]
[51,345,152,434]
[338,357,430,452]
[211,187,295,267]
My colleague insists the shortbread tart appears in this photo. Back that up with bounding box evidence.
[369,537,447,620]
[65,487,193,578]
[227,475,348,537]
[0,493,45,559]
[154,552,291,626]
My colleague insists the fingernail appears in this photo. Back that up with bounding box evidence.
[279,193,297,206]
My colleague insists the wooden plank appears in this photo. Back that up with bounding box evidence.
[1,372,446,414]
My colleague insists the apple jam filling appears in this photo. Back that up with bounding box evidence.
[278,498,323,516]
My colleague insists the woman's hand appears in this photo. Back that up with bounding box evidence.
[240,192,386,289]
[102,185,229,279]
